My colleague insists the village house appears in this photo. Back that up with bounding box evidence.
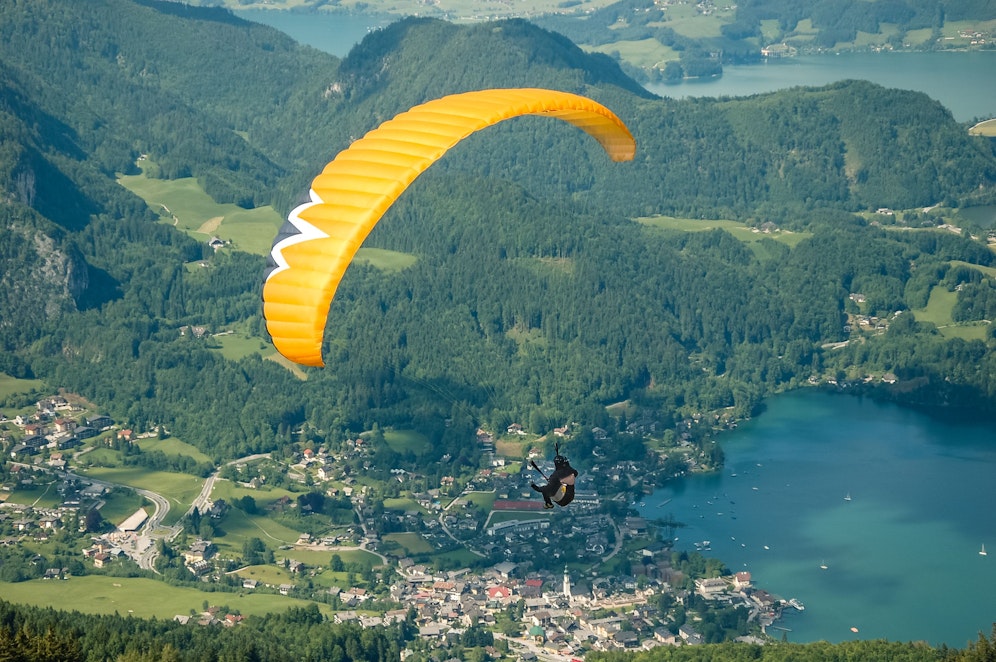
[183,539,214,564]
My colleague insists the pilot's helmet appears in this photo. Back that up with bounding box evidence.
[554,455,568,469]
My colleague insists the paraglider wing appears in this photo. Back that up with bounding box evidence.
[263,88,636,367]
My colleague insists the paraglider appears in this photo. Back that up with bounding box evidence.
[263,88,636,367]
[531,442,579,508]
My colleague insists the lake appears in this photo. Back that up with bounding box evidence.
[236,9,996,123]
[638,389,996,646]
[234,9,393,58]
[645,51,996,123]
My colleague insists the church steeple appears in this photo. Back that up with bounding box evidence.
[562,565,571,599]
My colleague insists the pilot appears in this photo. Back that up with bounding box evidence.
[531,447,579,508]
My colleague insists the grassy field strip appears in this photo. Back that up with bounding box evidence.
[950,259,996,278]
[136,436,212,464]
[0,373,45,400]
[0,576,329,619]
[635,214,811,247]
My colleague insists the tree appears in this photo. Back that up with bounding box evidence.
[83,508,104,533]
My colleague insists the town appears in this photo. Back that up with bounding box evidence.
[1,393,806,659]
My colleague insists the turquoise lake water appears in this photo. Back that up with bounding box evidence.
[638,389,996,646]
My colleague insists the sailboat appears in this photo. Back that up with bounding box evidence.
[981,544,987,556]
[820,560,828,570]
[844,492,852,502]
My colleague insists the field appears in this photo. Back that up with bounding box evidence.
[209,331,273,363]
[635,215,812,248]
[352,247,418,272]
[0,576,329,619]
[382,429,432,455]
[383,496,425,513]
[136,436,213,464]
[80,466,206,526]
[118,165,283,256]
[587,38,680,70]
[209,481,307,555]
[913,284,990,341]
[0,373,45,402]
[97,490,149,527]
[461,491,497,511]
[4,477,62,509]
[381,532,434,555]
[118,163,419,267]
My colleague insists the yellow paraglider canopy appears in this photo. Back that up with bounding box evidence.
[263,88,636,367]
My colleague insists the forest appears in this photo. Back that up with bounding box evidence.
[1,0,995,467]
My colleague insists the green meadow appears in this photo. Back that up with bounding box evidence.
[382,429,432,455]
[80,466,205,526]
[381,532,435,555]
[209,481,305,555]
[663,1,732,39]
[118,164,282,256]
[97,490,149,527]
[913,284,990,341]
[461,491,497,511]
[4,477,62,509]
[635,215,811,249]
[587,38,680,69]
[136,436,213,464]
[276,547,380,569]
[382,496,426,513]
[0,576,329,619]
[0,373,45,401]
[209,332,273,363]
[213,507,303,557]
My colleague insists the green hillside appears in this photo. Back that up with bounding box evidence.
[1,1,996,658]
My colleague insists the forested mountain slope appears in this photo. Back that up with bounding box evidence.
[0,0,995,465]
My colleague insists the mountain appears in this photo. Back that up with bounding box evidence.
[0,0,995,461]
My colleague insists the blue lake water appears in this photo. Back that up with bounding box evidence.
[645,51,996,123]
[638,389,996,646]
[234,9,393,57]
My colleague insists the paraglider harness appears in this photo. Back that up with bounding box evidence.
[530,442,578,508]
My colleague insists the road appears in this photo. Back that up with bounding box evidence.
[494,632,576,662]
[69,453,273,570]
